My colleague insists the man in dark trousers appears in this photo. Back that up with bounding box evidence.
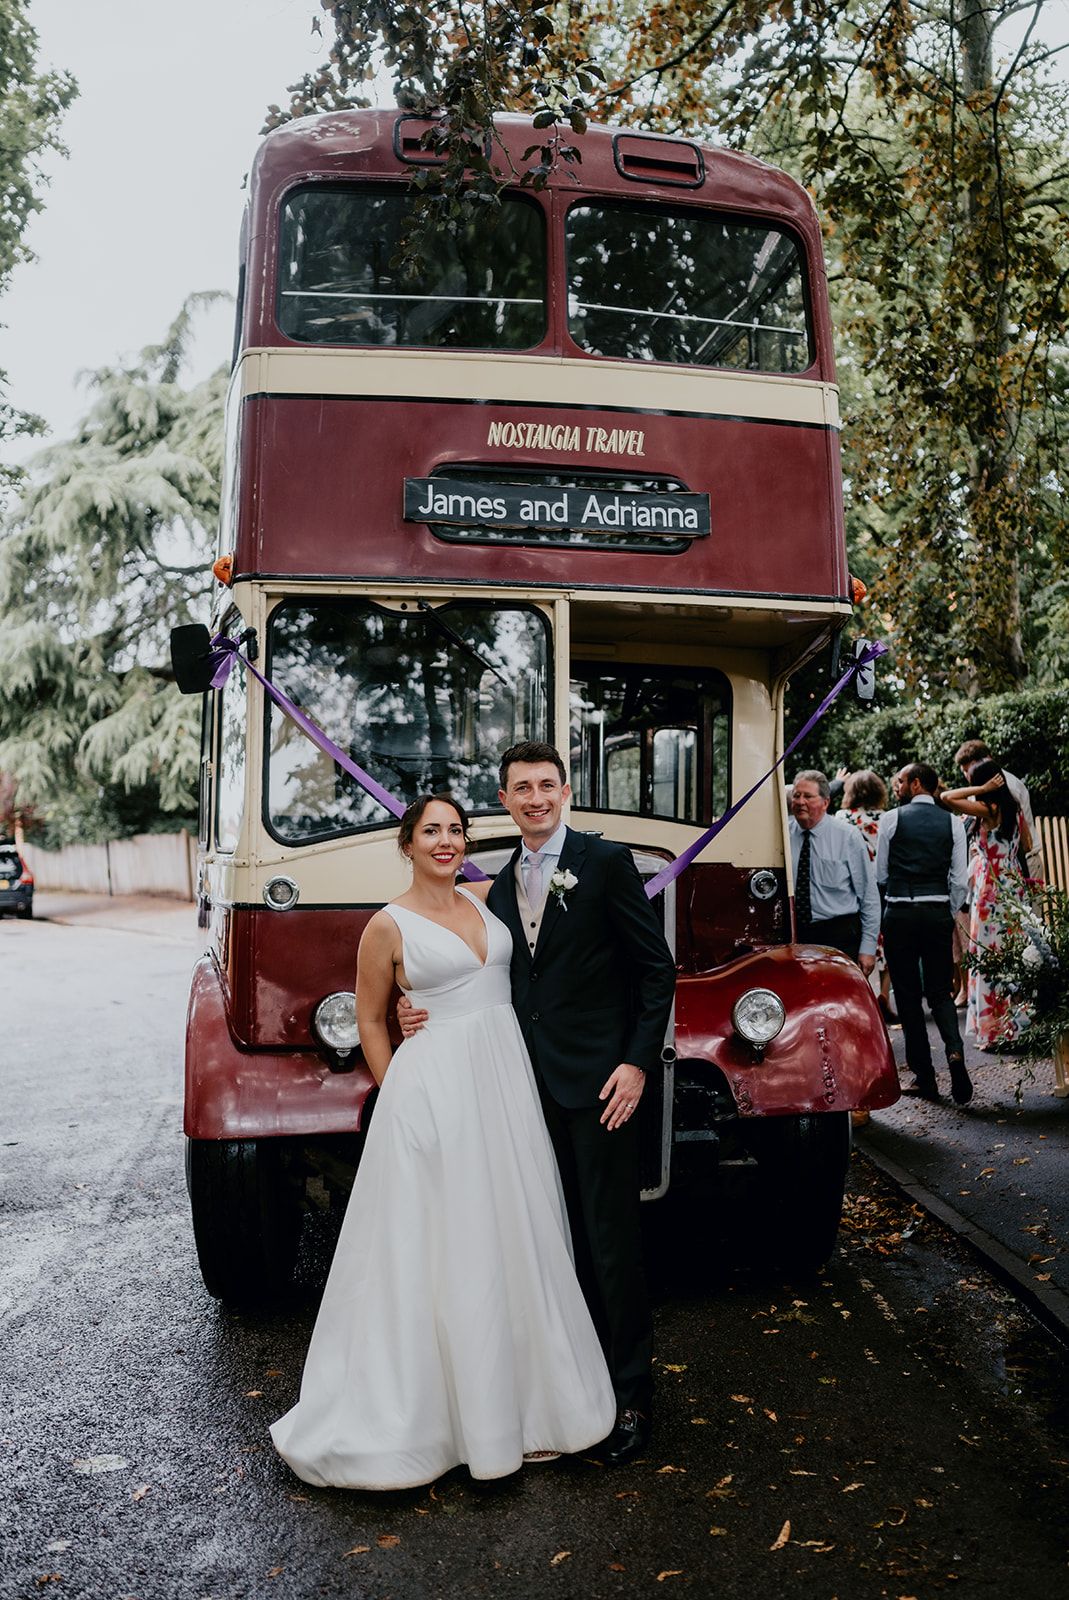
[876,762,972,1104]
[400,741,676,1464]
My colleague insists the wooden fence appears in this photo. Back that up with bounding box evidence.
[21,831,196,900]
[1036,816,1069,894]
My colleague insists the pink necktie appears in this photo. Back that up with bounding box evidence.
[523,851,545,909]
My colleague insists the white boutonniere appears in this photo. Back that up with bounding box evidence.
[548,868,579,909]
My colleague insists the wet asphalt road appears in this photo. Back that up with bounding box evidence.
[3,916,1069,1599]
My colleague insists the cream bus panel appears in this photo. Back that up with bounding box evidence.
[238,347,841,431]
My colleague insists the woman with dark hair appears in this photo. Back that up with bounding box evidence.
[271,793,615,1490]
[940,762,1034,1048]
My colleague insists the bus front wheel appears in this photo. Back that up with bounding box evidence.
[185,1137,303,1304]
[748,1111,851,1277]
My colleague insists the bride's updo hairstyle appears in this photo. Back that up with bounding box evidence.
[397,793,471,858]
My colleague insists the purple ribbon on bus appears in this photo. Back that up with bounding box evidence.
[209,632,886,898]
[642,639,888,899]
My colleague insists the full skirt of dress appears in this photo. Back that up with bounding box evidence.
[270,937,615,1489]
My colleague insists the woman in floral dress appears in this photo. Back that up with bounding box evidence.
[940,763,1034,1048]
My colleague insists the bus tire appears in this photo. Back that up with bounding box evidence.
[185,1137,303,1304]
[749,1111,850,1277]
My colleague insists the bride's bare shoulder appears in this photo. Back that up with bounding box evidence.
[461,878,493,902]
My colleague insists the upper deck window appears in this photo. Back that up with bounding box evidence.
[566,202,811,373]
[277,187,546,350]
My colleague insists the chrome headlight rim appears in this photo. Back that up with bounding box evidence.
[312,990,360,1053]
[263,874,300,912]
[731,986,786,1046]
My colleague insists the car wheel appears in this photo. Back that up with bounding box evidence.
[16,903,33,920]
[747,1111,850,1277]
[185,1138,303,1305]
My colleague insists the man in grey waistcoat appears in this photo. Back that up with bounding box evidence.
[876,762,972,1104]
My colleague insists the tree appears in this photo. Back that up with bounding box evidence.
[0,1,76,491]
[273,2,1069,697]
[0,298,227,844]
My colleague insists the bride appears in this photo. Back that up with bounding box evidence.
[270,794,616,1489]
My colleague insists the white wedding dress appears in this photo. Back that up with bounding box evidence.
[270,888,616,1489]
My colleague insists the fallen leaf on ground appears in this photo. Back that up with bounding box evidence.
[264,1368,283,1376]
[770,1519,791,1550]
[245,1390,264,1398]
[729,1395,753,1404]
[609,1562,625,1571]
[343,1546,370,1556]
[656,1572,684,1582]
[72,1456,129,1474]
[764,1410,778,1423]
[661,1363,687,1373]
[288,1494,308,1503]
[615,1490,640,1499]
[35,1578,62,1587]
[842,1482,863,1493]
[131,1485,151,1502]
[550,1551,571,1565]
[709,1526,729,1536]
[377,1534,401,1548]
[657,1464,686,1474]
[266,1568,284,1579]
[690,1417,710,1425]
[790,1470,817,1476]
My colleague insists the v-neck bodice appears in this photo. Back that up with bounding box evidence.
[382,891,514,1020]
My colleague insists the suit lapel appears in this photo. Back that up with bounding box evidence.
[493,843,526,953]
[533,828,588,958]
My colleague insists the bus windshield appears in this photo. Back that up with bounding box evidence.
[277,187,546,349]
[267,599,549,842]
[566,202,810,373]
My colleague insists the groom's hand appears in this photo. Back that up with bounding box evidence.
[599,1062,645,1130]
[396,992,429,1036]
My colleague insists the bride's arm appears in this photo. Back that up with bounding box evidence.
[356,913,401,1085]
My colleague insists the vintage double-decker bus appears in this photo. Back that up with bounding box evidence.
[173,109,898,1304]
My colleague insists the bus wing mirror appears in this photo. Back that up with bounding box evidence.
[853,637,877,704]
[170,624,216,694]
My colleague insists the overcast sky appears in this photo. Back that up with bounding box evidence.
[3,0,1068,466]
[1,0,337,460]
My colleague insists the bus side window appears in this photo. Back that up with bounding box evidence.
[215,657,246,854]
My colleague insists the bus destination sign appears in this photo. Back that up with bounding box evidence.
[404,478,711,538]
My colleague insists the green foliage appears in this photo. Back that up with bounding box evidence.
[964,884,1069,1071]
[0,298,226,838]
[0,1,76,489]
[799,685,1069,815]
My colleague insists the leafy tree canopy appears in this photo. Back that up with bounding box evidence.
[0,0,76,489]
[0,298,227,844]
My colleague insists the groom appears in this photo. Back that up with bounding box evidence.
[402,741,675,1464]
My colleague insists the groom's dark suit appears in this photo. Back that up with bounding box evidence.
[488,826,676,1411]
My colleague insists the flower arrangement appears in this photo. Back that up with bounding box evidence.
[964,883,1069,1073]
[548,867,579,909]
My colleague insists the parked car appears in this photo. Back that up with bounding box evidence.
[0,843,34,918]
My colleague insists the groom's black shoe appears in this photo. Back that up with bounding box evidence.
[599,1408,651,1467]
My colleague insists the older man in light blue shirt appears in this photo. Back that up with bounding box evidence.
[789,769,880,972]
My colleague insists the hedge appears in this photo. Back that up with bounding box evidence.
[793,687,1069,816]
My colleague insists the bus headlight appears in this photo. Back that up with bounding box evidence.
[263,875,300,911]
[732,988,785,1046]
[312,992,360,1053]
